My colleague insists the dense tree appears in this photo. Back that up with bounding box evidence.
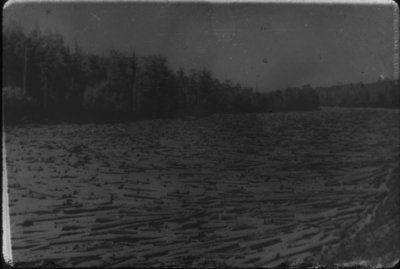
[2,22,336,124]
[133,55,178,118]
[2,21,25,89]
[317,79,399,108]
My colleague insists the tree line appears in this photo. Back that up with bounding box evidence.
[316,79,399,108]
[3,22,322,123]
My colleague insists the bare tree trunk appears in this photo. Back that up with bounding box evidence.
[70,77,75,92]
[43,88,48,112]
[132,70,138,114]
[22,44,28,94]
[40,63,49,112]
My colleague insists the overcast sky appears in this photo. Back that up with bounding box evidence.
[3,1,396,91]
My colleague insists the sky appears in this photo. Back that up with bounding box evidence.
[3,0,397,91]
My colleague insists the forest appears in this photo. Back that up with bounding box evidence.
[2,21,398,124]
[2,22,320,123]
[317,80,399,108]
